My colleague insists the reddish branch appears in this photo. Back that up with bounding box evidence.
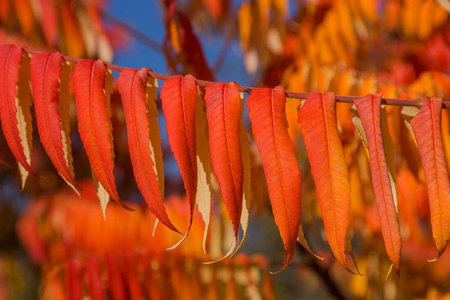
[22,46,449,109]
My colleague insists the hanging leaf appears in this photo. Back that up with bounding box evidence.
[195,88,213,254]
[0,44,39,182]
[161,74,198,249]
[105,254,127,300]
[204,82,243,258]
[85,255,105,300]
[73,59,132,214]
[247,86,301,273]
[298,92,354,271]
[65,259,83,300]
[352,94,401,274]
[118,67,179,233]
[30,51,81,194]
[402,97,450,257]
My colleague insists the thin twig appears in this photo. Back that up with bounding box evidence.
[99,9,162,53]
[22,46,448,108]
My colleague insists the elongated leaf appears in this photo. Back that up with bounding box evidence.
[118,68,179,233]
[66,259,83,300]
[204,82,243,257]
[298,92,353,271]
[30,51,81,194]
[105,254,126,300]
[352,94,401,273]
[403,97,450,257]
[161,74,198,249]
[0,44,38,179]
[73,59,132,212]
[85,255,105,300]
[247,86,301,273]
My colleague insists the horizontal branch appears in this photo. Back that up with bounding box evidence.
[23,47,449,109]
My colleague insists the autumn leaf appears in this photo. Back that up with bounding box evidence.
[85,255,105,300]
[352,94,401,274]
[0,44,39,179]
[161,74,198,249]
[247,86,301,273]
[402,97,450,257]
[65,259,83,300]
[73,59,132,213]
[204,82,243,258]
[30,51,81,194]
[118,67,179,233]
[298,92,354,271]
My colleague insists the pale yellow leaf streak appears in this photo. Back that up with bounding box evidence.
[17,53,33,190]
[96,68,114,219]
[195,89,213,254]
[351,104,398,211]
[59,59,79,195]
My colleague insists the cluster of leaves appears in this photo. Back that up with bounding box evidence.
[16,183,274,299]
[1,43,450,278]
[0,0,120,61]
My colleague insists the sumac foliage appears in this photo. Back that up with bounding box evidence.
[2,43,450,277]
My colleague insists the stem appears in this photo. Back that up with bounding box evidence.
[22,46,448,109]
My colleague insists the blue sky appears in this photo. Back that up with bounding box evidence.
[109,0,254,86]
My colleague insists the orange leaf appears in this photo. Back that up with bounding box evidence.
[161,74,198,249]
[0,44,38,177]
[73,59,131,211]
[247,86,301,273]
[30,51,81,194]
[409,97,450,257]
[353,94,401,273]
[118,68,179,233]
[204,82,243,255]
[298,92,353,271]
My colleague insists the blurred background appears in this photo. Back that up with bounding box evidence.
[1,0,450,299]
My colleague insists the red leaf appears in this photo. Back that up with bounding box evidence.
[161,74,198,248]
[247,86,301,273]
[66,258,83,300]
[354,94,401,273]
[85,255,105,300]
[410,97,450,257]
[118,68,179,233]
[73,59,131,210]
[124,254,143,300]
[30,51,80,193]
[204,82,243,250]
[0,44,38,176]
[105,254,126,300]
[298,92,352,271]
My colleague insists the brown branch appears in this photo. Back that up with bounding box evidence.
[22,46,449,109]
